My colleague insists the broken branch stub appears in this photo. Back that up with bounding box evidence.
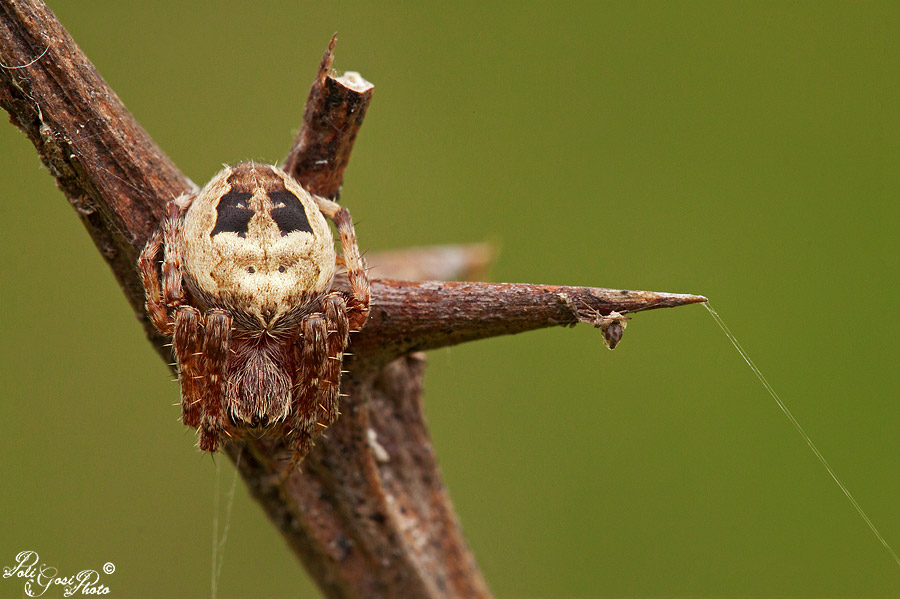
[283,34,374,201]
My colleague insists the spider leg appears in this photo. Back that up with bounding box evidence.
[137,226,170,336]
[173,305,202,428]
[137,193,196,336]
[162,195,192,307]
[199,309,232,452]
[313,196,370,331]
[286,312,328,467]
[280,295,351,478]
[319,293,350,428]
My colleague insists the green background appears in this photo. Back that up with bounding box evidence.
[2,2,899,597]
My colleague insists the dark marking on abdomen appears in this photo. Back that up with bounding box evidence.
[269,189,313,236]
[212,190,254,237]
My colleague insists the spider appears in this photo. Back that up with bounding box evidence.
[138,162,370,468]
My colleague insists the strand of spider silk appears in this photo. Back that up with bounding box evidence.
[214,450,241,593]
[211,456,221,599]
[211,457,221,599]
[703,302,900,570]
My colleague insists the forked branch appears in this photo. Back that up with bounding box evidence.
[1,2,704,597]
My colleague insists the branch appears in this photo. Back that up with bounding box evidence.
[1,2,704,598]
[356,280,706,365]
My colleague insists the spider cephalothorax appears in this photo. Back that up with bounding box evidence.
[139,162,369,466]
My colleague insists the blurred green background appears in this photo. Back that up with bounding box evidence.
[2,1,899,597]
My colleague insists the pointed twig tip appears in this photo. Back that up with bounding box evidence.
[682,294,708,305]
[581,288,708,313]
[319,35,337,78]
[642,291,708,310]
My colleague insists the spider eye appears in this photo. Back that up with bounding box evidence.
[212,190,254,237]
[268,189,313,236]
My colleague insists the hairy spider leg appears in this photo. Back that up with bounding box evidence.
[162,194,193,307]
[173,305,203,428]
[282,293,350,476]
[137,192,197,337]
[320,293,350,426]
[288,311,329,467]
[139,193,208,430]
[313,197,370,331]
[137,226,170,335]
[200,309,232,452]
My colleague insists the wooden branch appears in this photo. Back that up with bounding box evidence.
[1,3,704,598]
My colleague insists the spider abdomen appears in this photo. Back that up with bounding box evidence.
[181,163,336,326]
